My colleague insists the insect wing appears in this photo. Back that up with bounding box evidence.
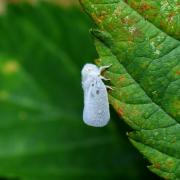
[83,77,110,127]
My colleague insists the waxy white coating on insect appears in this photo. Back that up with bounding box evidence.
[81,63,110,127]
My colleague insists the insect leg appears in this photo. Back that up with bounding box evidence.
[106,85,114,90]
[99,64,112,73]
[100,75,110,81]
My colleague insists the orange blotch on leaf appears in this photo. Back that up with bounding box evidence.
[167,12,176,22]
[153,163,161,169]
[91,11,107,25]
[114,102,119,110]
[139,3,155,12]
[176,71,180,75]
[119,76,125,82]
[117,107,123,117]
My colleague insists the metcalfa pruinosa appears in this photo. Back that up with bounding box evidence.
[81,63,111,127]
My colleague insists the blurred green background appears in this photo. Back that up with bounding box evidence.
[0,0,161,179]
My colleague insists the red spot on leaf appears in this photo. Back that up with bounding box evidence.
[139,3,153,12]
[153,163,161,169]
[91,11,107,25]
[91,13,102,24]
[167,12,176,22]
[113,102,119,111]
[119,76,125,82]
[117,107,123,117]
[176,71,180,75]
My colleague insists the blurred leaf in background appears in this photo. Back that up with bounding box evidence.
[0,1,160,180]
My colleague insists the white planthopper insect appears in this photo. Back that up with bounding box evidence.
[81,63,112,127]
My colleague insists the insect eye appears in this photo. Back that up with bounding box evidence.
[92,84,94,86]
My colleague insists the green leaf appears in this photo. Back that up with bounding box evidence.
[124,0,180,40]
[80,0,180,179]
[0,2,156,180]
